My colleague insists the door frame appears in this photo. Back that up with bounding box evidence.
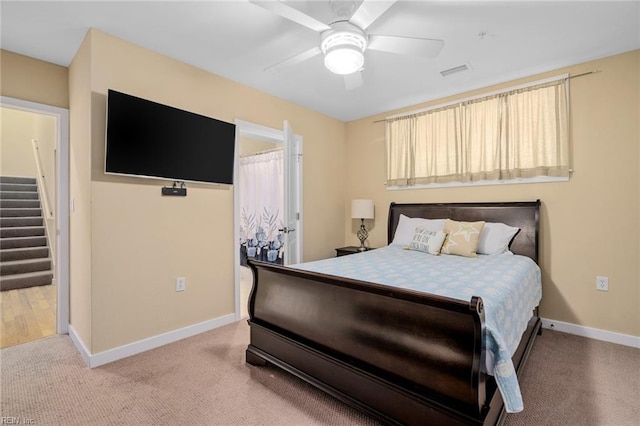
[233,119,303,321]
[1,96,70,334]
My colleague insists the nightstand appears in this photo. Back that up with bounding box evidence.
[335,246,375,257]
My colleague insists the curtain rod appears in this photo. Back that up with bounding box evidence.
[373,70,601,124]
[567,70,601,80]
[240,146,283,158]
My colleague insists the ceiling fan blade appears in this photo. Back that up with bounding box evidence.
[264,46,322,73]
[344,71,364,91]
[368,35,444,58]
[349,0,396,31]
[250,0,331,33]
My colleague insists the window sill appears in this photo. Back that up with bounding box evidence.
[386,176,570,191]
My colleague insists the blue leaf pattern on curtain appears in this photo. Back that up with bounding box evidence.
[239,149,284,264]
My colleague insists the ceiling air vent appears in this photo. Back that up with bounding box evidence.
[440,64,469,77]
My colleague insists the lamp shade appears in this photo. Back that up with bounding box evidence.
[351,199,374,219]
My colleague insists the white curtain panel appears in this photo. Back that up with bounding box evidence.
[239,149,284,262]
[386,79,569,186]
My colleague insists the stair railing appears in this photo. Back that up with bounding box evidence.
[31,139,54,219]
[31,138,56,263]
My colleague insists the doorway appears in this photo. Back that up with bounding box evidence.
[0,96,69,347]
[233,120,302,320]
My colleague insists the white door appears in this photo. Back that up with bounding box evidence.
[282,120,300,265]
[233,119,303,319]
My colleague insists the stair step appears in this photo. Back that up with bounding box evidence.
[0,208,42,217]
[0,270,53,291]
[1,236,47,249]
[0,176,37,185]
[0,183,37,192]
[0,177,53,291]
[0,226,45,238]
[1,258,52,276]
[0,191,39,200]
[0,199,41,208]
[0,246,49,262]
[0,217,44,228]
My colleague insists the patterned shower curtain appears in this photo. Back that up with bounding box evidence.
[239,149,284,265]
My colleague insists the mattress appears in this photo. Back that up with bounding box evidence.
[292,245,542,413]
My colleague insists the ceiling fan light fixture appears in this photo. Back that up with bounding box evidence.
[324,45,364,75]
[321,22,367,75]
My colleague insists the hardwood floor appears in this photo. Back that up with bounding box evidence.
[0,283,56,348]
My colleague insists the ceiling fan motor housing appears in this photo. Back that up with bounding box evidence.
[321,21,368,53]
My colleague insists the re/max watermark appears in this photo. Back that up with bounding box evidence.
[1,417,35,425]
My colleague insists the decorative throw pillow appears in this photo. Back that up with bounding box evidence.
[409,227,447,255]
[477,222,520,255]
[391,215,446,246]
[441,219,485,258]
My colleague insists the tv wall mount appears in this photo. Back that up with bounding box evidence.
[162,181,187,197]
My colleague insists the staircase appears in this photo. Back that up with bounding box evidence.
[0,176,53,291]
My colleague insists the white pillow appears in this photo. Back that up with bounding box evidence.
[391,215,446,246]
[477,222,520,255]
[409,228,447,255]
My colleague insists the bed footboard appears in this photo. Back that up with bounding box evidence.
[246,260,489,425]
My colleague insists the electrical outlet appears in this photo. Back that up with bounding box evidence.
[176,277,186,292]
[596,276,608,292]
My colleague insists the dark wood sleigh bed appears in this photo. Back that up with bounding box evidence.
[246,201,542,425]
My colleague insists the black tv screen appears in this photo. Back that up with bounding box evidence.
[105,90,236,185]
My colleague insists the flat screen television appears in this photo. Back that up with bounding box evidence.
[105,89,236,185]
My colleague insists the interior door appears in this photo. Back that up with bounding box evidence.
[283,120,300,265]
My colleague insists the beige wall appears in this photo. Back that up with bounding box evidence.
[344,50,640,337]
[69,29,346,353]
[0,107,38,177]
[68,33,94,347]
[0,49,69,108]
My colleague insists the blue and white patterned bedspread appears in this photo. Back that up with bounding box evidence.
[292,245,542,413]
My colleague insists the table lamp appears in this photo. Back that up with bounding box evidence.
[351,199,374,251]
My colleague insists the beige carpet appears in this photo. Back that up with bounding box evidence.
[504,328,639,426]
[1,321,638,425]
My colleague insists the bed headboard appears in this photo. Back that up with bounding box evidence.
[387,201,541,263]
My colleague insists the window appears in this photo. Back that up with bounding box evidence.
[385,76,570,188]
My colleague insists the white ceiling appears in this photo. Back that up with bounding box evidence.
[1,1,639,121]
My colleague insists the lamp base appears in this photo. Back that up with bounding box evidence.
[357,219,368,251]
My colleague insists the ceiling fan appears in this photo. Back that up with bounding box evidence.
[251,0,444,90]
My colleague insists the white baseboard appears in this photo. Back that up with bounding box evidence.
[68,325,92,366]
[69,314,237,368]
[541,317,640,349]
